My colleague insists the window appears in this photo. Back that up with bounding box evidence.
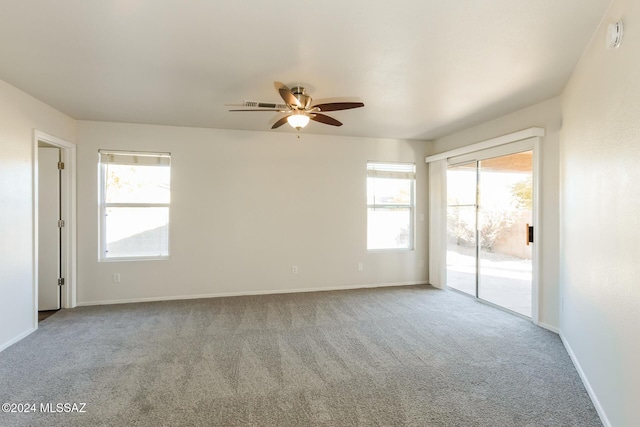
[367,162,415,250]
[99,150,171,260]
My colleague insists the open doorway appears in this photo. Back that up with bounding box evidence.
[38,142,62,319]
[33,131,76,325]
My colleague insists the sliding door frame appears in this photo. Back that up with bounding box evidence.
[427,128,542,324]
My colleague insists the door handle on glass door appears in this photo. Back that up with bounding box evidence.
[526,223,534,245]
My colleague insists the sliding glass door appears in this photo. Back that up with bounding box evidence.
[478,152,533,315]
[446,150,533,317]
[446,162,478,296]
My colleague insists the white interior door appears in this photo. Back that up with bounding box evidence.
[38,146,61,311]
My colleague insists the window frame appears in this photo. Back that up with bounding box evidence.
[367,161,416,251]
[98,150,171,262]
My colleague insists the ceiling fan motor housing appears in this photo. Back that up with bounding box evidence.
[291,86,312,109]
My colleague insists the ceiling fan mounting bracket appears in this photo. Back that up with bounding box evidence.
[290,86,306,95]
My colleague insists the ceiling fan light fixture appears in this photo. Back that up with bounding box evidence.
[287,112,310,130]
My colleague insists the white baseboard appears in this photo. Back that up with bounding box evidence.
[537,322,559,334]
[560,332,611,427]
[78,281,430,307]
[0,327,36,353]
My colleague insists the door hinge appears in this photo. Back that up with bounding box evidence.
[58,219,65,228]
[58,161,65,170]
[57,278,65,286]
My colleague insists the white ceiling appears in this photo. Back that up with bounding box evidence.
[0,1,611,140]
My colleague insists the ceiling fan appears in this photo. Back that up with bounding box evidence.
[227,82,364,131]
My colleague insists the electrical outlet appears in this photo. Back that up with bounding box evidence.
[292,266,298,274]
[113,273,121,283]
[357,262,364,272]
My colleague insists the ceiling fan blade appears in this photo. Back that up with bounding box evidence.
[274,81,301,108]
[229,109,287,112]
[273,81,288,90]
[311,102,364,112]
[226,101,288,109]
[279,88,301,108]
[311,113,343,127]
[271,116,290,129]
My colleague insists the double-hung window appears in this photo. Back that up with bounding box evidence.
[367,162,416,250]
[99,150,171,260]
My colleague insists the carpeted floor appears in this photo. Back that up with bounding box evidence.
[0,285,601,426]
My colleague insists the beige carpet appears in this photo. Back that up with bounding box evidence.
[0,285,600,426]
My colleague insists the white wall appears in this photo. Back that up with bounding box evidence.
[429,97,562,330]
[76,121,429,304]
[0,79,76,351]
[560,0,640,424]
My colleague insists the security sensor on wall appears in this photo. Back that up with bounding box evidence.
[606,20,623,49]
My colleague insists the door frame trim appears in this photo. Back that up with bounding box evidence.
[425,127,545,163]
[32,130,77,328]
